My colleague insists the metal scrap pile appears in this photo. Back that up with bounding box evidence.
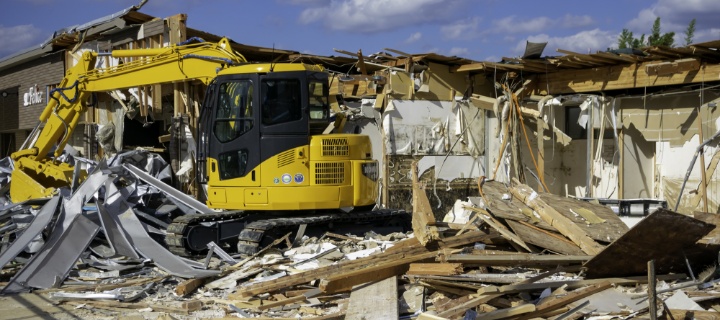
[0,153,719,319]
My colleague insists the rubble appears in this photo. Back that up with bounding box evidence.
[0,152,718,319]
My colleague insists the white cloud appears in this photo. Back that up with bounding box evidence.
[492,14,594,34]
[626,0,720,43]
[441,17,481,39]
[298,0,463,33]
[562,14,594,28]
[513,29,616,57]
[0,25,43,59]
[448,47,469,56]
[493,16,553,34]
[404,32,422,44]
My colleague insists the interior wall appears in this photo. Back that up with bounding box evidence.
[622,123,656,199]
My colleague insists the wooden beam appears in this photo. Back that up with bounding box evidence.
[509,181,605,255]
[345,277,398,320]
[257,288,321,311]
[436,294,502,319]
[318,250,440,293]
[668,309,720,320]
[533,59,720,95]
[444,253,591,267]
[412,161,441,246]
[463,206,532,252]
[407,263,464,276]
[506,220,585,255]
[645,58,701,76]
[479,275,680,295]
[476,303,536,320]
[514,281,612,319]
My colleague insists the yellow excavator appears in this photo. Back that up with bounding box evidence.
[10,37,404,255]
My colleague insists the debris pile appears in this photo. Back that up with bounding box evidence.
[0,154,719,319]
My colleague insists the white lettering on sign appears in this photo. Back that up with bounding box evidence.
[23,84,43,106]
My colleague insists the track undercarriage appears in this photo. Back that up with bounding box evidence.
[165,208,411,257]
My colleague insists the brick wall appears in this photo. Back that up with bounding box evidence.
[0,51,65,130]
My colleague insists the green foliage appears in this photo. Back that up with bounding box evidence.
[685,18,696,45]
[617,17,693,49]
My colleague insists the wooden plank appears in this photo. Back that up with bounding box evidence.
[443,253,591,267]
[464,207,532,252]
[506,220,585,255]
[532,60,720,95]
[583,208,714,278]
[436,294,502,319]
[407,263,463,276]
[477,181,553,229]
[257,288,321,311]
[531,193,628,243]
[509,181,605,255]
[345,276,398,320]
[476,303,536,320]
[479,275,683,294]
[232,229,495,298]
[319,250,440,293]
[412,161,441,245]
[690,150,720,211]
[668,309,720,320]
[514,282,612,319]
[176,277,209,296]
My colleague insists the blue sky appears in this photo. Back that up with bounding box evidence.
[2,0,720,62]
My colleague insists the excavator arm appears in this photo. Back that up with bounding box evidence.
[10,37,247,201]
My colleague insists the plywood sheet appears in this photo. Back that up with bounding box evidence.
[583,209,714,278]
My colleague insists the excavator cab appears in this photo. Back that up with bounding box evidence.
[197,63,378,211]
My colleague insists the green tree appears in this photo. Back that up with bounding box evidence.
[684,18,696,45]
[647,17,674,46]
[617,17,694,49]
[618,29,634,49]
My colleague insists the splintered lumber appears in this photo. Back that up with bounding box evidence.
[412,161,441,245]
[176,277,208,296]
[476,303,536,320]
[232,229,496,298]
[668,309,720,320]
[509,181,605,255]
[478,274,685,295]
[418,280,479,296]
[345,276,398,320]
[407,263,463,276]
[535,192,628,242]
[436,294,503,319]
[464,206,532,252]
[442,253,591,267]
[506,220,584,255]
[257,288,321,311]
[68,299,203,314]
[515,281,612,319]
[583,208,714,278]
[319,250,442,293]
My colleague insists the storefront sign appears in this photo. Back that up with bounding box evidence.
[23,84,43,106]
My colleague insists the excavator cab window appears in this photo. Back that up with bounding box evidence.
[213,81,254,143]
[261,79,301,125]
[308,81,328,121]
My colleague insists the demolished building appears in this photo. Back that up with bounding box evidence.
[0,2,719,319]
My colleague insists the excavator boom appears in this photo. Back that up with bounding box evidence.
[10,37,246,201]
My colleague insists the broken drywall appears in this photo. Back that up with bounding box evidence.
[382,99,484,157]
[618,93,720,147]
